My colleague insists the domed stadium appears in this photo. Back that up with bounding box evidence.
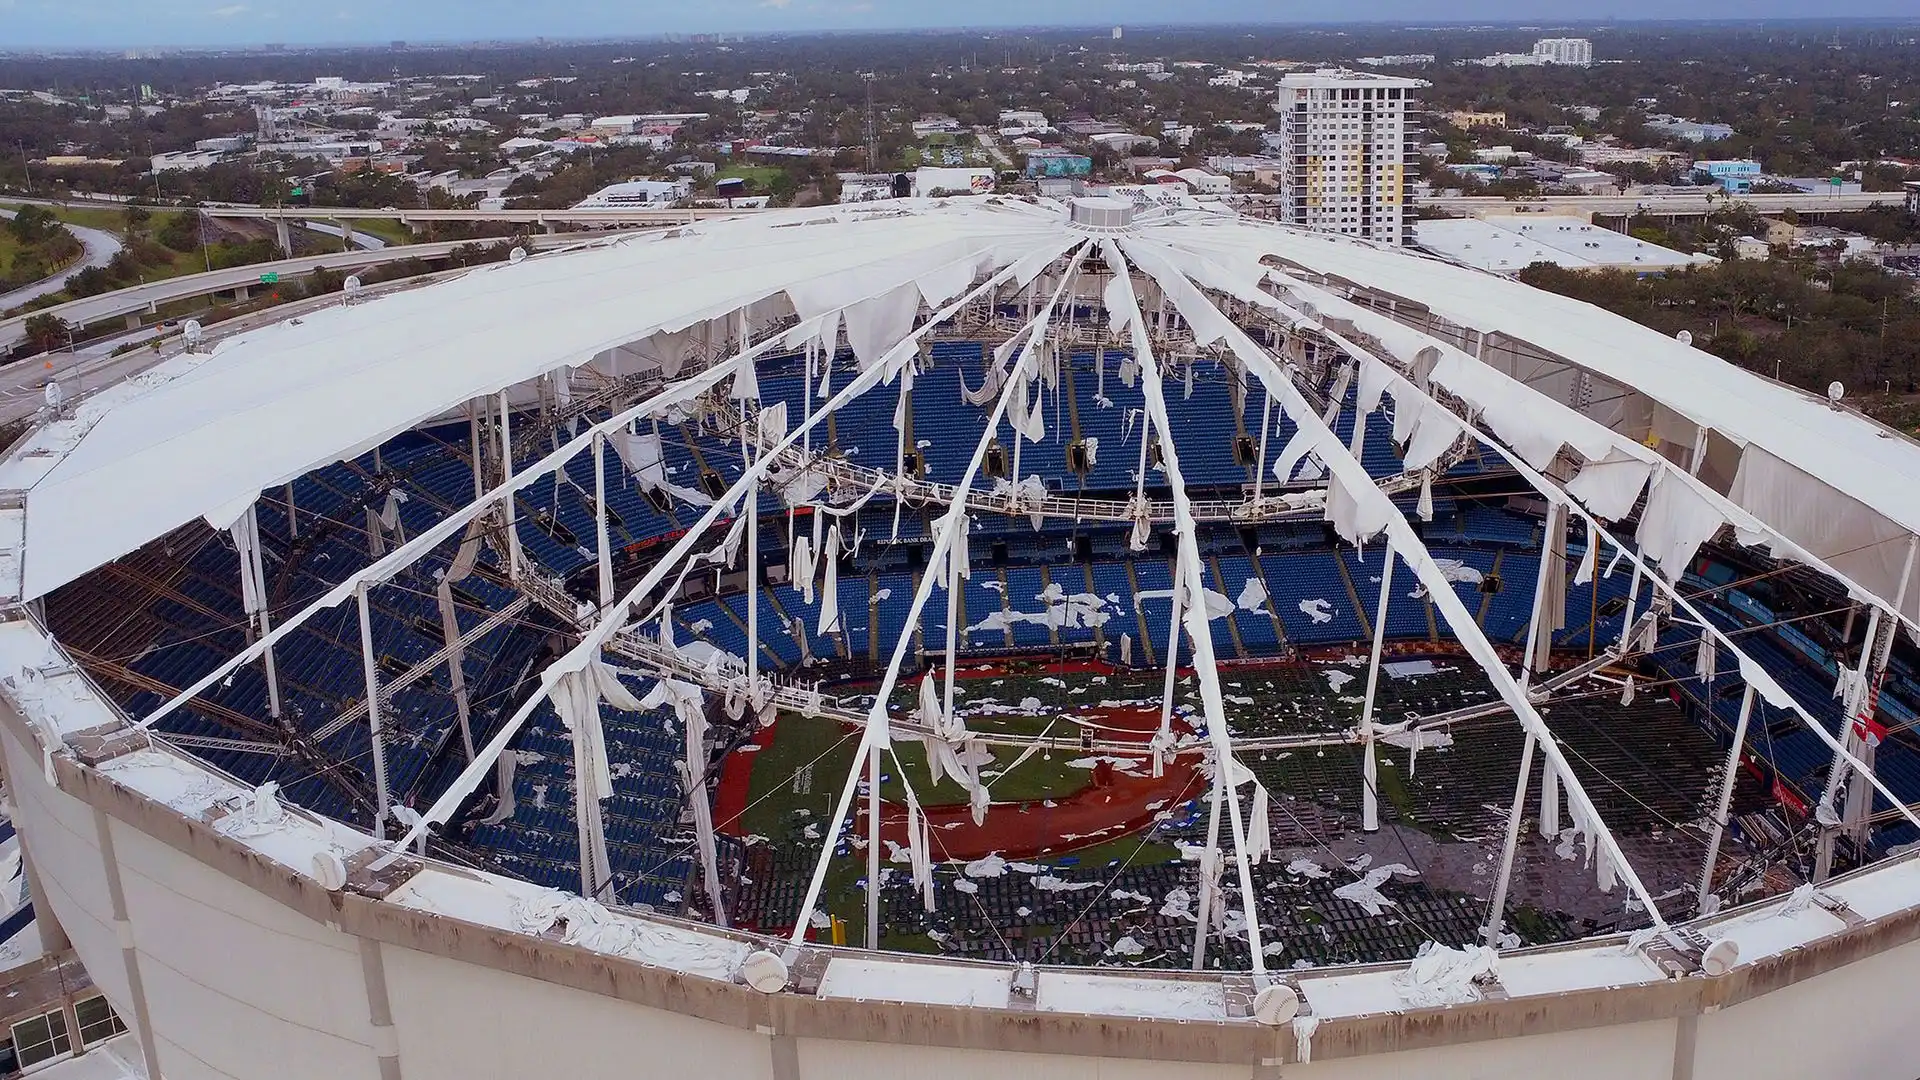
[3,194,1920,1079]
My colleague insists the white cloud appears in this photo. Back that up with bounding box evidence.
[758,0,790,6]
[207,3,249,15]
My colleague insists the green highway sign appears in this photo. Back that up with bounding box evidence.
[259,272,280,285]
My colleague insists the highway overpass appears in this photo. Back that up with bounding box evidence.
[1418,190,1903,217]
[201,204,752,228]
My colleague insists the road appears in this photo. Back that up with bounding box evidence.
[303,221,387,251]
[977,133,1015,169]
[0,208,125,312]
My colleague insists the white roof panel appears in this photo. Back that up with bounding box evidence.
[1413,215,1711,273]
[5,196,1917,616]
[2,200,1063,598]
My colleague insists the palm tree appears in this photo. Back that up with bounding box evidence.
[22,313,69,354]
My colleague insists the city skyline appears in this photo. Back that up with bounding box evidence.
[2,1,1919,49]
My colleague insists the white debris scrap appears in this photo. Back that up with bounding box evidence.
[1236,577,1269,612]
[1138,587,1235,621]
[964,854,1008,878]
[1381,729,1453,752]
[1332,863,1419,916]
[966,583,1121,633]
[1392,942,1498,1008]
[1299,598,1334,625]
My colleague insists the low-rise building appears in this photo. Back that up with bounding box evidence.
[589,113,708,137]
[1769,223,1881,261]
[1554,169,1620,193]
[571,178,692,209]
[38,155,124,168]
[1475,146,1533,163]
[1447,110,1508,129]
[1579,144,1690,169]
[912,115,962,136]
[837,173,904,203]
[1532,38,1594,66]
[150,150,227,172]
[1779,176,1863,195]
[1694,159,1763,194]
[1087,131,1158,154]
[913,166,995,197]
[1648,115,1736,144]
[1466,38,1593,67]
[1444,163,1504,182]
[998,110,1050,137]
[1023,151,1092,179]
[1174,168,1232,195]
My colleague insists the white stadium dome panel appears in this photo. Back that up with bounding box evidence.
[2,195,1920,1079]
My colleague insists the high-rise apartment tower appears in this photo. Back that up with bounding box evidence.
[1277,69,1426,245]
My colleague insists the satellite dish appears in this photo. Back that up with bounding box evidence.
[311,850,348,891]
[1701,937,1740,977]
[183,320,203,348]
[1252,983,1301,1026]
[738,950,789,994]
[343,274,363,296]
[509,246,529,265]
[1674,330,1692,346]
[1828,381,1845,403]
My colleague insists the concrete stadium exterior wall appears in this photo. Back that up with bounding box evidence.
[6,691,1920,1080]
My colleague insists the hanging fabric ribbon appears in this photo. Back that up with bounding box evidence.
[640,676,727,923]
[1695,632,1718,683]
[1247,781,1273,865]
[817,525,841,636]
[1575,519,1599,587]
[479,750,532,826]
[551,658,646,901]
[907,796,934,911]
[792,533,817,605]
[228,504,266,621]
[960,357,1008,406]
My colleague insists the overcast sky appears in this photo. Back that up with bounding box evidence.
[3,0,1915,48]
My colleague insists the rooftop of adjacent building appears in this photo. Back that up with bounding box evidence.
[1279,68,1427,90]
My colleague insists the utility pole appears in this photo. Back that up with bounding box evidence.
[863,73,878,173]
